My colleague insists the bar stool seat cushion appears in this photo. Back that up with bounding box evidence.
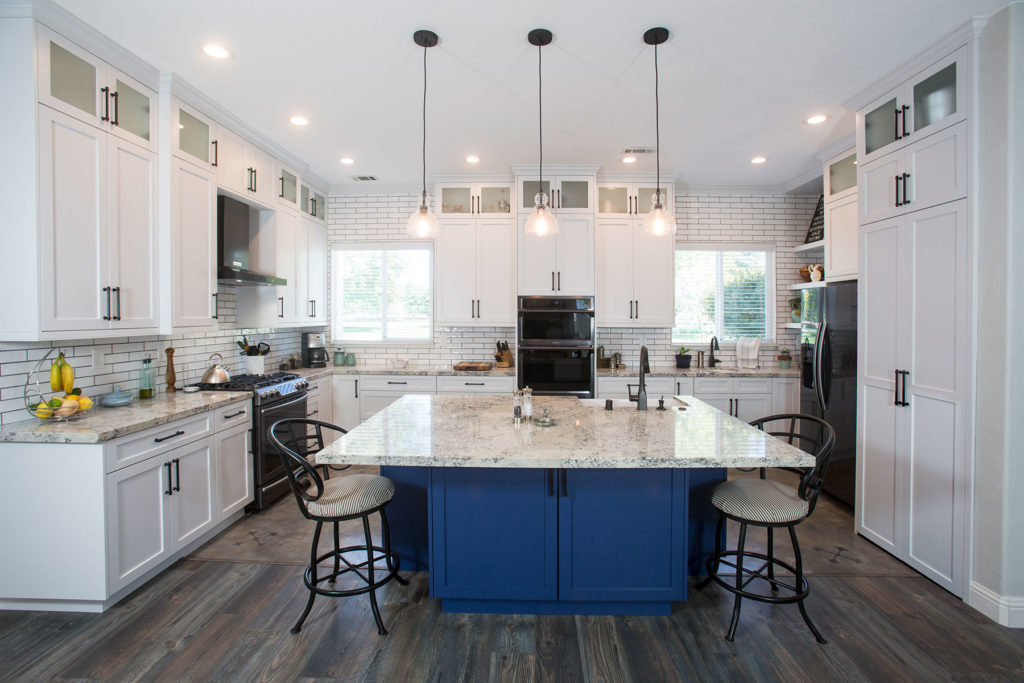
[306,474,395,518]
[711,479,809,524]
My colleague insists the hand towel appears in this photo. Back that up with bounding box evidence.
[736,337,761,369]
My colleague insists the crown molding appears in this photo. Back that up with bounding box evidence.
[510,164,601,177]
[596,171,680,183]
[815,133,857,162]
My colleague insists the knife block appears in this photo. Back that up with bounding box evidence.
[496,349,513,368]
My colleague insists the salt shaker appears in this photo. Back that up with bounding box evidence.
[513,390,522,423]
[522,387,534,421]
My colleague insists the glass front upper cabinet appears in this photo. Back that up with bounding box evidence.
[176,105,211,165]
[519,177,591,212]
[279,168,298,206]
[438,183,512,216]
[828,153,857,199]
[597,186,629,214]
[46,38,98,119]
[913,62,957,132]
[112,78,151,143]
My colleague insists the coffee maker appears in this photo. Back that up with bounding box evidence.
[301,332,328,368]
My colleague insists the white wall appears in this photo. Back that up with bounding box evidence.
[326,189,817,369]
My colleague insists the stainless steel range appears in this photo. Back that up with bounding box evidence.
[197,372,309,511]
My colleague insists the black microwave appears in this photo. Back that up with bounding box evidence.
[517,296,595,348]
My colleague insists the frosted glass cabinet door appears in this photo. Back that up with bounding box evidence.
[109,74,156,148]
[174,102,213,167]
[277,167,298,208]
[556,179,591,211]
[911,47,965,136]
[863,97,899,158]
[37,26,102,125]
[440,186,473,215]
[597,185,630,215]
[636,186,672,215]
[478,186,512,215]
[519,179,552,210]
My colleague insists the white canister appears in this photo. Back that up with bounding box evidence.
[245,355,266,375]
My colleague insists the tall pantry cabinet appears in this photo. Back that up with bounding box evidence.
[855,41,972,597]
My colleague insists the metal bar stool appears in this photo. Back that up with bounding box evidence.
[696,413,836,643]
[269,418,408,636]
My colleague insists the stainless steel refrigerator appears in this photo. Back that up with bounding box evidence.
[800,281,857,506]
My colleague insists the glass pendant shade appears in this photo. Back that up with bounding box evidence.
[643,203,676,236]
[406,202,439,239]
[524,193,559,236]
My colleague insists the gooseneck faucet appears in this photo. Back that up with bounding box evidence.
[708,336,721,367]
[637,345,650,411]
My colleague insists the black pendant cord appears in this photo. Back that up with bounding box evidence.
[654,41,660,207]
[538,43,543,205]
[421,42,428,206]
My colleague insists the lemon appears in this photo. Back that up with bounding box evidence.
[77,396,93,410]
[35,405,53,419]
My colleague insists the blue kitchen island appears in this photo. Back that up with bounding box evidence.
[316,395,813,616]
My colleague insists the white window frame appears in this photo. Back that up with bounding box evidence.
[331,242,434,345]
[672,242,776,345]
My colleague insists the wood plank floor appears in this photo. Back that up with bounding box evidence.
[2,469,1022,682]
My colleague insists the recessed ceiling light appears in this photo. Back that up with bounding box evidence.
[340,157,355,165]
[750,156,768,165]
[289,115,308,126]
[465,155,480,163]
[200,43,233,60]
[805,114,828,125]
[622,156,638,164]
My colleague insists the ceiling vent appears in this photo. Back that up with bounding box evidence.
[622,147,656,155]
[352,175,378,181]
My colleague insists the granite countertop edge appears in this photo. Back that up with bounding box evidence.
[294,366,793,379]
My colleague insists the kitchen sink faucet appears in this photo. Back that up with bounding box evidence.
[709,336,721,367]
[636,345,650,411]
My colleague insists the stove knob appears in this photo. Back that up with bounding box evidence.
[264,389,279,399]
[298,380,309,390]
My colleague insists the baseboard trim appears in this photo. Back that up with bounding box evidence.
[969,581,1024,628]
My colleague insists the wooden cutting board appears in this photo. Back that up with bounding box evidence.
[453,361,493,371]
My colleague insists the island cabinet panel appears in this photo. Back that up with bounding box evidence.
[558,469,686,602]
[429,467,558,600]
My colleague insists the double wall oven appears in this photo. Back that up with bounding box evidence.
[517,296,595,397]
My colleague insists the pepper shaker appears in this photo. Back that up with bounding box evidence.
[513,390,522,423]
[522,387,534,421]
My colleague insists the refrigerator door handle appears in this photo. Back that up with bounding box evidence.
[813,321,828,413]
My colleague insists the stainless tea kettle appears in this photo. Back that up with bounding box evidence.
[200,353,231,384]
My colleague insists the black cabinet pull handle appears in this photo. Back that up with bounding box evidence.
[224,410,246,419]
[102,286,111,321]
[100,86,110,122]
[894,370,900,406]
[110,90,119,126]
[901,104,910,138]
[734,398,739,417]
[901,173,911,205]
[155,430,185,443]
[471,299,475,318]
[311,197,316,215]
[561,468,568,497]
[895,175,903,207]
[164,462,173,495]
[901,370,909,406]
[280,176,285,198]
[173,458,181,492]
[729,398,734,415]
[634,300,638,318]
[211,139,218,167]
[252,168,257,193]
[465,382,485,386]
[629,300,633,319]
[387,381,407,385]
[354,379,359,398]
[308,410,319,417]
[551,272,555,291]
[894,107,901,141]
[312,300,316,318]
[278,297,284,318]
[112,287,121,321]
[212,292,218,319]
[557,272,561,291]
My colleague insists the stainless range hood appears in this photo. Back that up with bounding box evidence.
[217,195,287,286]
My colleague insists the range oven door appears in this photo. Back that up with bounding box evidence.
[517,347,595,397]
[252,391,308,510]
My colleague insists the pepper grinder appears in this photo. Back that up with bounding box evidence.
[165,347,177,393]
[522,387,534,421]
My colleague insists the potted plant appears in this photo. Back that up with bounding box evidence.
[778,348,793,369]
[675,346,692,369]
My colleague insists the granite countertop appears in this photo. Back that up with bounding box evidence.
[0,390,251,444]
[598,365,800,378]
[317,394,814,470]
[314,365,515,377]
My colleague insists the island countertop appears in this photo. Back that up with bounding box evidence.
[317,394,814,469]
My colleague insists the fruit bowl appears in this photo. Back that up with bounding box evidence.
[22,348,95,422]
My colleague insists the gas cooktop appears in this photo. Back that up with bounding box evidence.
[196,372,308,405]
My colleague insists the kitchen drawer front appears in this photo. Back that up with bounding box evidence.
[437,376,514,394]
[673,378,695,396]
[106,413,213,474]
[645,377,676,397]
[214,400,251,431]
[734,378,772,394]
[359,375,437,392]
[693,378,733,394]
[597,377,636,399]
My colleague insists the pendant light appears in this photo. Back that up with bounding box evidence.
[524,29,559,237]
[642,27,677,237]
[406,30,440,239]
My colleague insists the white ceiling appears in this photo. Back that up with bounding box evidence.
[54,0,1009,191]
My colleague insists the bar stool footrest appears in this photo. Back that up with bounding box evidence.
[705,550,809,604]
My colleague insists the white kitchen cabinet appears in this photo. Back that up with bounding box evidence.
[170,156,218,329]
[172,99,216,169]
[305,219,328,323]
[168,438,217,549]
[37,106,159,335]
[37,25,156,152]
[517,214,594,295]
[332,376,361,432]
[518,175,593,213]
[857,46,966,165]
[859,121,967,225]
[276,163,301,211]
[596,218,674,327]
[856,199,968,596]
[436,376,515,394]
[436,182,513,217]
[436,218,515,325]
[822,149,859,282]
[692,377,773,421]
[358,375,437,421]
[773,378,800,415]
[597,182,674,218]
[214,424,252,519]
[306,378,336,444]
[301,183,326,223]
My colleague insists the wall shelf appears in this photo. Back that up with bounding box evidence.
[793,240,824,252]
[788,281,826,291]
[784,322,802,330]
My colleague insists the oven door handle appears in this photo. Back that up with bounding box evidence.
[261,391,308,414]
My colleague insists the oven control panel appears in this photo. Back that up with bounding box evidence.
[254,378,308,403]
